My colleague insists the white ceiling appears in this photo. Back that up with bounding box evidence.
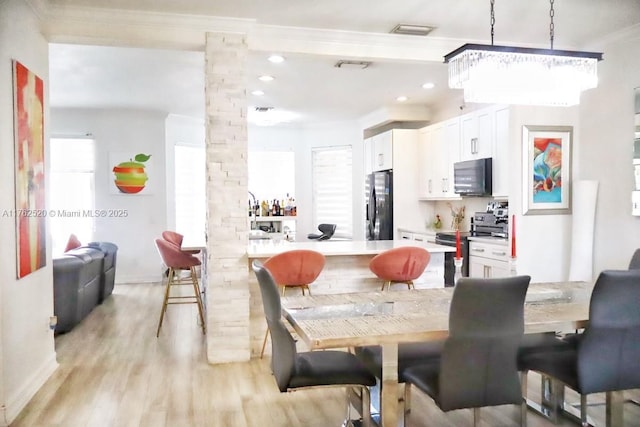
[47,0,640,125]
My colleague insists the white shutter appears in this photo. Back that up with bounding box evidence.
[311,146,353,239]
[174,145,206,244]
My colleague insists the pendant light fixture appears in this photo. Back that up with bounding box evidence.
[444,0,603,106]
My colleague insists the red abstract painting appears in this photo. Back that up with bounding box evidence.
[13,60,46,278]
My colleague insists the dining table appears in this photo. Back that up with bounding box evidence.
[281,281,593,427]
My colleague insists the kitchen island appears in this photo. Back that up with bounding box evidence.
[247,239,455,356]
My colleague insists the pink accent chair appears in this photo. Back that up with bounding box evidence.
[369,246,431,291]
[161,230,200,255]
[154,238,206,337]
[260,249,326,358]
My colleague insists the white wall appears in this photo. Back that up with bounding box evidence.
[51,108,168,283]
[579,31,640,274]
[0,1,58,424]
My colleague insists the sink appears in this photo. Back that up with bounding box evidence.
[249,230,271,240]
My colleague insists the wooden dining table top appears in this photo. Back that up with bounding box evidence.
[282,281,593,350]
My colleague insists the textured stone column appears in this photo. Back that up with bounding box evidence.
[204,32,250,363]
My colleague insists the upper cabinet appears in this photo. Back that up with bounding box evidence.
[460,108,493,161]
[365,130,393,173]
[418,104,511,200]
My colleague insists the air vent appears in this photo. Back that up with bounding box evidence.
[334,60,372,69]
[254,107,274,112]
[390,24,435,36]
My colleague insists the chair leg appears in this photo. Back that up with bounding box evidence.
[260,328,270,359]
[520,371,528,427]
[580,394,588,427]
[190,266,206,334]
[156,267,174,337]
[406,280,414,290]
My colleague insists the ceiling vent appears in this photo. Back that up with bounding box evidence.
[390,24,435,36]
[254,106,274,112]
[334,60,372,69]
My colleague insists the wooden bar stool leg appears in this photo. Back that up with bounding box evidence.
[190,266,206,334]
[157,267,174,337]
[260,329,270,359]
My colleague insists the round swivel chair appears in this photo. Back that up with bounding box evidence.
[369,246,431,291]
[260,249,326,358]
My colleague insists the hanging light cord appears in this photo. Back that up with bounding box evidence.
[549,0,555,50]
[490,0,495,45]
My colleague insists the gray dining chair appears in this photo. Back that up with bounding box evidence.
[401,275,531,427]
[520,269,640,427]
[252,260,376,426]
[628,248,640,270]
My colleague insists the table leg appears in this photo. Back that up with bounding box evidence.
[380,343,398,427]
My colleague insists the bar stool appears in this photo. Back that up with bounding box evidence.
[154,238,206,337]
[369,246,431,291]
[260,249,325,358]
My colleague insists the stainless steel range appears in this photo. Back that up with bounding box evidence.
[435,206,510,286]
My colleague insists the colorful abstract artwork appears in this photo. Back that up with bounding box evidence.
[522,125,572,215]
[109,152,153,195]
[13,60,46,278]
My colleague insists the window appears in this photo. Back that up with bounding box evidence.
[311,146,353,239]
[49,138,95,253]
[174,145,206,243]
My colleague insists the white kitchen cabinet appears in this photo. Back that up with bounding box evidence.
[468,239,510,278]
[364,136,374,175]
[492,106,510,198]
[418,118,460,200]
[460,108,493,161]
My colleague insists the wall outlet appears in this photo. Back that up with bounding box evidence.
[49,316,57,331]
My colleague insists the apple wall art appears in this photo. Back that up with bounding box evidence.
[109,152,153,195]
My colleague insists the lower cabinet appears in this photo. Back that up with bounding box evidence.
[469,240,510,278]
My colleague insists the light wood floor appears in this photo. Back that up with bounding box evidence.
[11,283,640,427]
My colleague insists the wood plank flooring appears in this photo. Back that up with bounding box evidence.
[11,283,640,426]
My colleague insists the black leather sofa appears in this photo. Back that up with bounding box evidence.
[52,242,118,334]
[88,241,118,302]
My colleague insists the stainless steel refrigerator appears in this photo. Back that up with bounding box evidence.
[366,170,393,240]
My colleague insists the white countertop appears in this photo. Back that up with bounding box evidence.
[247,239,455,258]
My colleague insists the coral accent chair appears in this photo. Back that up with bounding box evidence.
[64,234,82,252]
[369,246,431,291]
[263,250,326,297]
[154,238,206,337]
[161,230,200,255]
[260,249,325,358]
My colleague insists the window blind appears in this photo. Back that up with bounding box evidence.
[311,146,353,239]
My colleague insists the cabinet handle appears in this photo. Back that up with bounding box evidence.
[378,153,383,166]
[441,178,446,192]
[428,179,432,193]
[471,137,478,154]
[492,251,507,256]
[414,237,424,241]
[472,248,485,253]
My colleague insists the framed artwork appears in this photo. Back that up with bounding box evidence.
[109,151,153,195]
[522,125,573,215]
[13,60,46,278]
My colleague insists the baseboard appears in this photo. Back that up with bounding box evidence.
[4,352,58,424]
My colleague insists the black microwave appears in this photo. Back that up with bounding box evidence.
[453,157,493,196]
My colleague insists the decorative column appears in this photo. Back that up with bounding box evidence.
[204,32,250,363]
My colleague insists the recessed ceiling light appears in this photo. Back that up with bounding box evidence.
[422,82,435,89]
[251,90,265,96]
[390,24,435,36]
[258,75,274,82]
[268,55,285,63]
[396,96,408,102]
